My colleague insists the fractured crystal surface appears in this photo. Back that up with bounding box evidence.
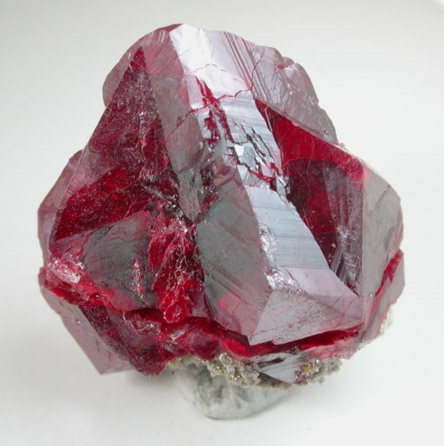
[38,24,404,384]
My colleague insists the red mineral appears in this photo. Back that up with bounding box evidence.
[38,24,404,384]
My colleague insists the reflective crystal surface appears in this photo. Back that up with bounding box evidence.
[38,24,404,384]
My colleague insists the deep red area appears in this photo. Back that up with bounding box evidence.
[39,267,364,376]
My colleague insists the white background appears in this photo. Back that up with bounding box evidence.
[1,0,443,445]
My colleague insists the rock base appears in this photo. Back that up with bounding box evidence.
[170,362,290,419]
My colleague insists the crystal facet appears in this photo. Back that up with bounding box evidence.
[38,24,404,385]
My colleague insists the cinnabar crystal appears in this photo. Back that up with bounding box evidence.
[38,24,404,384]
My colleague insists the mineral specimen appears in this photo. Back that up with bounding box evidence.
[38,24,404,390]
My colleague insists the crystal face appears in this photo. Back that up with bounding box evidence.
[38,24,404,384]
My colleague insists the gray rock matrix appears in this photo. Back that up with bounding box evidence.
[169,354,340,418]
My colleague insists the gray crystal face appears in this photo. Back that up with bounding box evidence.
[197,186,362,345]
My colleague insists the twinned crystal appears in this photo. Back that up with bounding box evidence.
[38,24,404,385]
